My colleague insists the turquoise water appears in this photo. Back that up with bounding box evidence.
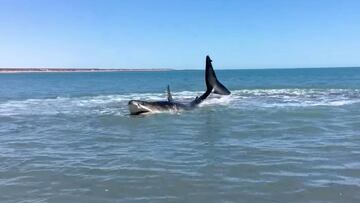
[1,68,360,202]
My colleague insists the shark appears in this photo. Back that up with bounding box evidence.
[128,56,231,115]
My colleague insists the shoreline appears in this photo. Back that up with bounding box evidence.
[1,67,359,74]
[0,68,173,74]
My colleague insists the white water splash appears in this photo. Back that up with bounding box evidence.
[0,89,359,116]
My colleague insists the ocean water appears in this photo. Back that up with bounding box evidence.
[0,68,360,202]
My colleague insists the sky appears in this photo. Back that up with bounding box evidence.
[0,0,360,69]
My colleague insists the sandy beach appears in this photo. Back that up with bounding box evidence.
[0,68,173,73]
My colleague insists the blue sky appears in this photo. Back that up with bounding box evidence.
[0,0,359,69]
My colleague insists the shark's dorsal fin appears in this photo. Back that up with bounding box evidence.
[166,85,173,102]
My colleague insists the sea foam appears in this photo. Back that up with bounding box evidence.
[0,89,359,116]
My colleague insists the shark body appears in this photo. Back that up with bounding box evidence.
[128,56,231,115]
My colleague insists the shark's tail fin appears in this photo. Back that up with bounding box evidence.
[190,56,230,106]
[205,55,231,95]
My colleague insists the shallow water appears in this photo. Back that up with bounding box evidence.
[1,68,360,202]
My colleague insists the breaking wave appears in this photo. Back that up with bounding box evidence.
[0,89,359,116]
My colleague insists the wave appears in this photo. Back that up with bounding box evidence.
[227,88,360,108]
[0,89,359,116]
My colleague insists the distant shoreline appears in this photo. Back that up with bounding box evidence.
[1,67,359,73]
[0,68,173,73]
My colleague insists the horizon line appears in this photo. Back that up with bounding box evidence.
[1,66,360,71]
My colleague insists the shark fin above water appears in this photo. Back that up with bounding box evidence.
[205,55,231,95]
[190,56,231,106]
[167,85,173,102]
